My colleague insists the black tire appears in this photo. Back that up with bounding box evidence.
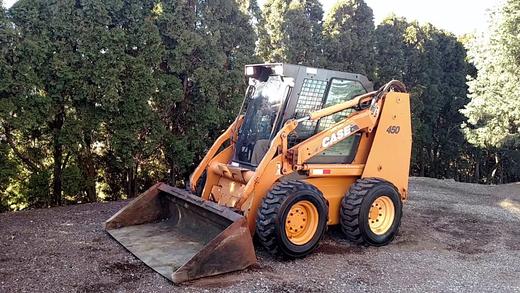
[341,178,402,246]
[256,180,328,258]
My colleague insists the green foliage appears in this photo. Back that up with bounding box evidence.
[0,143,16,192]
[62,164,86,199]
[462,0,520,148]
[459,0,520,183]
[257,0,323,65]
[0,0,518,212]
[321,0,375,78]
[19,170,52,209]
[236,0,262,23]
[0,143,18,212]
[152,0,257,185]
[375,16,473,180]
[1,0,256,209]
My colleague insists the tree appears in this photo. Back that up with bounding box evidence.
[257,0,323,65]
[8,0,111,203]
[236,0,261,24]
[7,0,166,203]
[461,0,520,148]
[1,0,54,207]
[153,0,257,185]
[321,0,375,78]
[460,0,520,183]
[375,16,471,180]
[100,0,166,198]
[0,3,20,211]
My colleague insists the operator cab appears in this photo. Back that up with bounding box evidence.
[233,63,373,168]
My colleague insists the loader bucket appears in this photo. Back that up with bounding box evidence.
[104,183,257,283]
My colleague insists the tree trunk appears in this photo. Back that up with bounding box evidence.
[132,162,138,197]
[474,161,480,183]
[453,160,458,181]
[79,134,97,202]
[431,145,438,178]
[3,127,41,173]
[52,107,65,206]
[52,142,63,205]
[498,153,504,184]
[126,162,138,198]
[489,152,500,184]
[82,151,97,202]
[168,159,176,186]
[419,148,425,177]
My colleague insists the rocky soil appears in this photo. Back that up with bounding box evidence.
[1,177,519,292]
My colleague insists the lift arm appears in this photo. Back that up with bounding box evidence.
[189,116,244,192]
[284,94,382,171]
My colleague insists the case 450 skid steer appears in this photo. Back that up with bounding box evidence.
[105,63,412,283]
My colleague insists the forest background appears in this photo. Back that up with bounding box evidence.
[0,0,518,211]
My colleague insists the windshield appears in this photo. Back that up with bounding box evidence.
[234,75,287,166]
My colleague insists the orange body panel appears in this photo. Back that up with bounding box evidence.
[201,146,234,200]
[304,164,364,177]
[190,89,412,234]
[190,116,243,193]
[361,92,412,199]
[303,177,356,225]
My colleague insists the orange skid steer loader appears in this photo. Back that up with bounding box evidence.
[105,63,412,283]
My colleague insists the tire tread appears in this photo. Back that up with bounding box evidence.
[256,180,326,257]
[340,177,401,246]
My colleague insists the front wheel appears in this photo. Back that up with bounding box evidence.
[341,178,403,246]
[256,180,328,258]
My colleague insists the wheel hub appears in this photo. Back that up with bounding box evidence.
[285,200,319,245]
[368,195,395,235]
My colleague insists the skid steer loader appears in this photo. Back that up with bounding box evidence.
[105,63,412,283]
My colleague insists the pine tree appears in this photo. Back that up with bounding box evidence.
[101,0,166,198]
[0,3,21,211]
[373,16,409,83]
[460,0,520,183]
[154,0,257,185]
[321,0,375,78]
[257,0,323,65]
[7,0,166,203]
[236,0,261,24]
[2,0,54,207]
[375,16,471,180]
[461,0,520,148]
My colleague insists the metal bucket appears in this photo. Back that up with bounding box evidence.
[105,183,256,283]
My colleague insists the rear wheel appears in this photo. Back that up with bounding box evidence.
[256,180,328,258]
[341,178,402,246]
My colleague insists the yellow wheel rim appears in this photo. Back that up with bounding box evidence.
[285,200,319,245]
[368,196,395,235]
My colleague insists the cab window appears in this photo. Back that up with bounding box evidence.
[307,78,367,164]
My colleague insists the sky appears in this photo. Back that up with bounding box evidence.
[3,0,499,36]
[259,0,500,36]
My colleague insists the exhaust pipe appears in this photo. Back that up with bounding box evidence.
[105,183,256,283]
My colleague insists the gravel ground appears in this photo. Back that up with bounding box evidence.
[1,177,519,292]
